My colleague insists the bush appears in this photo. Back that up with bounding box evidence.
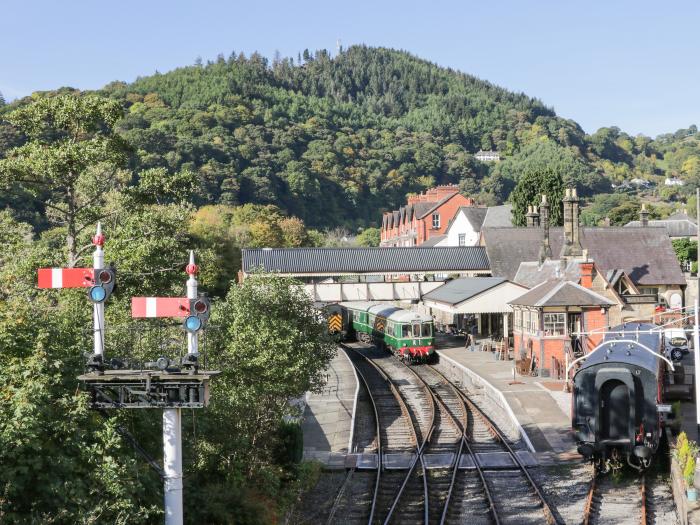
[686,455,697,488]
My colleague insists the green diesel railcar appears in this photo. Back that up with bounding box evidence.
[339,301,435,362]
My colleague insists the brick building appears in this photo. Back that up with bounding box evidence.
[380,185,475,247]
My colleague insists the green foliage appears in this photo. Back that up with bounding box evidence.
[0,94,130,266]
[183,273,335,523]
[356,227,381,247]
[672,238,697,267]
[510,165,565,226]
[686,455,697,488]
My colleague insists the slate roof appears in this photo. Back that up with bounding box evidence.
[510,279,615,308]
[513,260,581,288]
[422,277,508,305]
[242,246,490,274]
[625,216,698,237]
[482,205,513,228]
[460,207,488,231]
[421,235,447,247]
[482,226,686,286]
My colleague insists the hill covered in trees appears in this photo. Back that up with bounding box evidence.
[2,45,699,231]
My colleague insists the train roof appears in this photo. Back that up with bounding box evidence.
[576,322,663,374]
[338,302,432,323]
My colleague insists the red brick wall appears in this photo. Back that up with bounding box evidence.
[584,307,607,352]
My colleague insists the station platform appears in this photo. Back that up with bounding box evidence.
[435,334,580,463]
[301,347,357,468]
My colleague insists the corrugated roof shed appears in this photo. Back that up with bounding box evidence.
[510,279,615,307]
[482,226,685,286]
[242,246,490,274]
[422,277,506,305]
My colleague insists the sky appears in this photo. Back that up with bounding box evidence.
[1,0,699,137]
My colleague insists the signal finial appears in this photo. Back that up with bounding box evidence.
[186,250,198,276]
[92,222,105,247]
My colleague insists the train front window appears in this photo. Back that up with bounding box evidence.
[413,324,421,337]
[422,323,432,337]
[402,325,411,338]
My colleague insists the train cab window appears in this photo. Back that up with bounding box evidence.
[387,324,393,336]
[413,324,421,337]
[422,323,432,337]
[543,313,566,336]
[402,325,411,338]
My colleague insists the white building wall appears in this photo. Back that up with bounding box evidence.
[443,211,480,246]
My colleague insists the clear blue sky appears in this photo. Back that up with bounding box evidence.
[2,0,698,137]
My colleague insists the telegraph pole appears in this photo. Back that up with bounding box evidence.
[695,187,700,440]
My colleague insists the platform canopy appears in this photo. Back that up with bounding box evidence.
[421,277,528,314]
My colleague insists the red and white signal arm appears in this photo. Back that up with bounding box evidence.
[131,297,190,318]
[37,268,94,288]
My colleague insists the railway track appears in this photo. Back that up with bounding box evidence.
[583,469,648,525]
[336,344,558,524]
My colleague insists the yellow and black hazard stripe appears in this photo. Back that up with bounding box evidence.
[328,313,342,334]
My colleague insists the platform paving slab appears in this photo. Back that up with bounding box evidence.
[436,337,580,460]
[302,348,358,465]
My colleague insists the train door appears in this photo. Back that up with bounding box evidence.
[599,379,630,442]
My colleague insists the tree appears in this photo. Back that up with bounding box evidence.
[510,166,565,226]
[672,238,697,268]
[185,274,335,522]
[356,227,381,247]
[0,94,128,266]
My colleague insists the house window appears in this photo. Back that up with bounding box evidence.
[640,287,659,297]
[543,313,566,336]
[432,213,440,229]
[458,233,466,246]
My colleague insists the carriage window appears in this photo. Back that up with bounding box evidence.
[543,313,566,336]
[422,323,432,337]
[402,325,411,338]
[387,324,393,336]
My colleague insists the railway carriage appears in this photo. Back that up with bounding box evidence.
[338,301,435,362]
[572,322,668,471]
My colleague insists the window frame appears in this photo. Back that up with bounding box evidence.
[458,233,466,246]
[432,212,440,229]
[543,312,566,337]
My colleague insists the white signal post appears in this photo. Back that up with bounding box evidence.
[92,223,105,358]
[163,251,198,525]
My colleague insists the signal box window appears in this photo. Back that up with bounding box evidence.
[544,313,566,336]
[432,213,440,229]
[458,233,466,246]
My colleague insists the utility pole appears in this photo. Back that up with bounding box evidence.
[695,187,700,441]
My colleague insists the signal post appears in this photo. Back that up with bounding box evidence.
[42,227,219,525]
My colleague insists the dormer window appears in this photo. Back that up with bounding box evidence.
[432,213,440,229]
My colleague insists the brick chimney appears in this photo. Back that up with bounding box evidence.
[526,205,540,227]
[538,194,552,263]
[560,188,583,258]
[639,203,649,227]
[579,261,594,289]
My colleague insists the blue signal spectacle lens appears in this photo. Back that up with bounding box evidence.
[184,315,202,333]
[89,285,107,303]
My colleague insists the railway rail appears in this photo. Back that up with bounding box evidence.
[583,468,648,525]
[335,343,558,524]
